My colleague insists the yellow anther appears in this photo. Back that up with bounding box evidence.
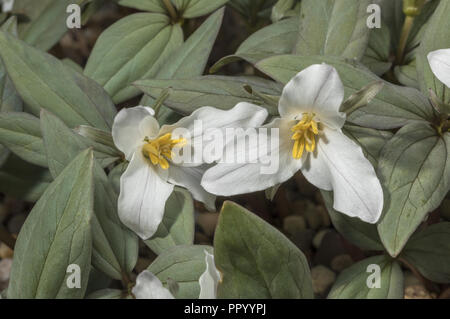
[291,113,319,159]
[142,133,186,170]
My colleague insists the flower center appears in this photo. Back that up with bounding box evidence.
[291,113,319,159]
[142,133,186,170]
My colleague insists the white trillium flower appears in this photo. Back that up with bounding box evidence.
[112,103,268,239]
[133,250,220,299]
[202,64,384,223]
[428,48,450,88]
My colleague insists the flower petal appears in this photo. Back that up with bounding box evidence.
[199,250,220,299]
[428,49,450,88]
[201,118,303,196]
[304,127,383,223]
[279,64,346,129]
[168,164,216,211]
[112,106,157,160]
[118,150,174,240]
[161,102,269,165]
[132,270,174,299]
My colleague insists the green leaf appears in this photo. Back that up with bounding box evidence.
[7,149,94,298]
[256,55,435,129]
[271,0,295,22]
[377,123,450,257]
[135,75,281,115]
[140,8,224,112]
[13,0,86,51]
[295,0,371,60]
[40,110,138,280]
[0,112,47,167]
[108,162,127,195]
[91,162,139,280]
[0,17,22,113]
[75,125,118,151]
[210,17,298,72]
[40,110,119,176]
[172,0,228,19]
[328,255,404,299]
[395,62,419,89]
[145,187,195,255]
[416,0,450,105]
[401,222,450,283]
[117,0,167,13]
[148,245,213,299]
[361,20,392,76]
[0,30,116,130]
[215,201,313,299]
[84,13,183,104]
[0,154,52,202]
[321,190,383,251]
[156,8,224,80]
[343,124,393,168]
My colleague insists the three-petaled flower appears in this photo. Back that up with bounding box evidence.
[112,103,267,239]
[202,64,384,223]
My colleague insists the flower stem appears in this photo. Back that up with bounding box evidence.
[396,15,414,65]
[163,0,178,22]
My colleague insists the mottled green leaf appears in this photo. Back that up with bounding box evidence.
[85,13,183,103]
[401,222,450,283]
[328,255,404,299]
[136,75,280,115]
[172,0,228,18]
[0,30,116,130]
[295,0,371,60]
[7,149,94,299]
[145,188,195,255]
[0,112,46,167]
[377,123,449,257]
[215,201,313,299]
[0,154,52,202]
[148,245,213,299]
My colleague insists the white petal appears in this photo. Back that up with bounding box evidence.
[428,49,450,88]
[279,64,346,129]
[304,127,383,223]
[199,250,220,299]
[118,151,174,240]
[2,0,14,12]
[132,271,175,299]
[168,164,216,211]
[112,106,158,161]
[161,102,269,165]
[201,118,303,196]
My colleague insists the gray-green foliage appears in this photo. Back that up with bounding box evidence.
[215,202,313,299]
[0,0,449,300]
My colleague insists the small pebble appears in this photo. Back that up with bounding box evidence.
[283,215,307,235]
[313,229,331,249]
[330,254,354,273]
[311,265,336,295]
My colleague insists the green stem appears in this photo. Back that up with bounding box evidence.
[163,0,178,22]
[396,15,414,65]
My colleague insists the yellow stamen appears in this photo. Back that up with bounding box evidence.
[291,113,319,159]
[142,133,186,170]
